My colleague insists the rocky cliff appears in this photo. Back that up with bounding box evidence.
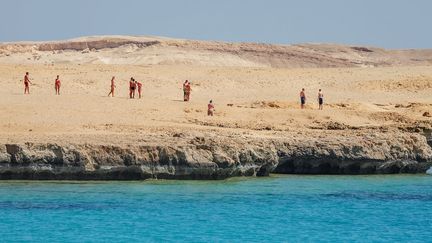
[1,131,431,180]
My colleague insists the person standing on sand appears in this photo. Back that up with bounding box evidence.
[54,75,61,95]
[108,76,116,97]
[300,88,306,109]
[183,80,189,101]
[24,72,32,94]
[318,89,324,110]
[136,80,142,99]
[208,100,215,116]
[129,77,136,99]
[184,81,192,101]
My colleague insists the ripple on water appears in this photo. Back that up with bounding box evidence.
[323,191,432,201]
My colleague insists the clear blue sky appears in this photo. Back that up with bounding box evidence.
[1,0,431,49]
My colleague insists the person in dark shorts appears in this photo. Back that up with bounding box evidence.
[129,77,136,99]
[318,89,324,110]
[300,88,306,109]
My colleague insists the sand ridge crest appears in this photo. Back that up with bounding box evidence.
[1,35,432,67]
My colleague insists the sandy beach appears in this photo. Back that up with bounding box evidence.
[1,64,431,142]
[0,36,431,178]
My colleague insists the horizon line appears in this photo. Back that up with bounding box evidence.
[1,34,430,51]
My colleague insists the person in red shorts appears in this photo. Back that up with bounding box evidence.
[108,76,116,97]
[24,72,32,94]
[129,77,136,99]
[136,80,142,99]
[54,75,61,95]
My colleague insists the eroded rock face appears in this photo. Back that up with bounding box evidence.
[0,132,431,180]
[274,132,432,174]
[2,36,432,67]
[37,40,160,52]
[0,142,276,180]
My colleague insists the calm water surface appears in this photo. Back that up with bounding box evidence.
[0,175,431,242]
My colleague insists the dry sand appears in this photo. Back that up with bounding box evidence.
[0,36,431,145]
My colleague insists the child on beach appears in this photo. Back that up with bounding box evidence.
[108,76,116,97]
[54,75,61,95]
[24,72,32,94]
[208,100,215,116]
[300,88,306,109]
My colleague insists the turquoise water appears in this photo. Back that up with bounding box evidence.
[0,175,431,242]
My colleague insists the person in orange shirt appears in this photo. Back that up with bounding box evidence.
[108,76,116,97]
[24,72,32,94]
[129,77,136,99]
[54,75,61,95]
[136,80,142,99]
[208,100,215,116]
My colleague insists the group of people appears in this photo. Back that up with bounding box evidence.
[300,88,324,110]
[24,72,62,95]
[22,72,324,117]
[107,76,142,99]
[181,80,214,116]
[128,77,143,99]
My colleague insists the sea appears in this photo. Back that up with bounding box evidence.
[0,175,431,242]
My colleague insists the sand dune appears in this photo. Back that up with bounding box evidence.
[1,35,432,67]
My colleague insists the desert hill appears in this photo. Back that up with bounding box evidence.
[1,35,432,67]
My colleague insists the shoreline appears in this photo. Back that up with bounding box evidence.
[1,130,431,180]
[0,173,430,184]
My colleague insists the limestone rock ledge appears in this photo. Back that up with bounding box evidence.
[0,132,431,180]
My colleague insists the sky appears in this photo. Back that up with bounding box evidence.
[0,0,431,49]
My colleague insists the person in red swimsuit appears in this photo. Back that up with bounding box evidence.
[108,76,116,97]
[129,77,136,99]
[208,100,215,116]
[54,75,61,95]
[184,81,191,101]
[24,72,32,94]
[136,80,142,99]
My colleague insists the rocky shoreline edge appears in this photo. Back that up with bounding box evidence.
[1,131,431,180]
